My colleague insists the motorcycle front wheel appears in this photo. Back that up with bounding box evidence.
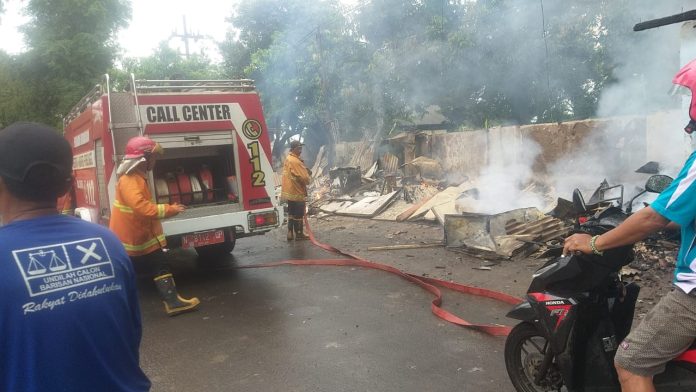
[504,322,565,392]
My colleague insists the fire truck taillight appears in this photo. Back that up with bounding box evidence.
[248,210,278,230]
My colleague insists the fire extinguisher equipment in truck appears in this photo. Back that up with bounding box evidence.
[153,165,220,206]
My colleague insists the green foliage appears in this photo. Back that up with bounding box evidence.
[0,0,130,128]
[219,0,684,145]
[0,53,33,128]
[0,0,684,139]
[116,43,223,87]
[223,0,364,154]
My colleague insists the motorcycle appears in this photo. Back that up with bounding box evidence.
[504,174,696,391]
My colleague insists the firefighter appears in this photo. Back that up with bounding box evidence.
[57,184,75,215]
[109,136,200,316]
[281,140,312,241]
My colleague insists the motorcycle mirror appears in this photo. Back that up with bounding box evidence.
[645,174,673,194]
[626,189,646,215]
[572,188,588,214]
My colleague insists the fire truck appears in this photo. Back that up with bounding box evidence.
[62,74,280,257]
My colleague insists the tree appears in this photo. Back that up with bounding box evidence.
[16,0,131,127]
[220,0,683,146]
[116,42,222,85]
[221,0,366,160]
[0,52,33,128]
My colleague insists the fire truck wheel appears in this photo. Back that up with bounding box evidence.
[195,230,236,260]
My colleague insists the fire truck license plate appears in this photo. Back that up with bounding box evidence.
[182,230,225,248]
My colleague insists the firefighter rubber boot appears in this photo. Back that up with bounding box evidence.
[153,274,200,316]
[286,217,295,241]
[294,219,310,240]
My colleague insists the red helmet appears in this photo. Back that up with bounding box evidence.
[124,136,162,159]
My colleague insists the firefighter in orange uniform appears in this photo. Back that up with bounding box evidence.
[109,136,200,316]
[281,140,312,241]
[57,185,75,215]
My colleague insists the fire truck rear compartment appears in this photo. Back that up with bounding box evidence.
[153,145,238,207]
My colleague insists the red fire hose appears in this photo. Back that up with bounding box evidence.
[165,174,181,204]
[177,171,193,205]
[239,216,522,337]
[199,166,215,202]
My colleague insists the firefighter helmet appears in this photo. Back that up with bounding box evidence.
[124,136,163,159]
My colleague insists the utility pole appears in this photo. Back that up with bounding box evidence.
[170,16,205,58]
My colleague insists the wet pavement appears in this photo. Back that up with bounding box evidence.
[136,230,515,392]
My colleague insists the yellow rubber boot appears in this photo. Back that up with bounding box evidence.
[153,274,200,316]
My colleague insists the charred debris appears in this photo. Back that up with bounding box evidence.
[278,132,679,276]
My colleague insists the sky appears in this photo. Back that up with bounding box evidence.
[0,0,235,61]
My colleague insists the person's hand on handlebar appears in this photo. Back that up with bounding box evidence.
[562,233,593,256]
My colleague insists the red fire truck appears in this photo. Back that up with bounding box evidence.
[62,74,280,257]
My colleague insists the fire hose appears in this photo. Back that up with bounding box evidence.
[157,168,210,205]
[177,171,193,205]
[239,216,522,337]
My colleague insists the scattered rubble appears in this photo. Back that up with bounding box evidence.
[443,208,570,260]
[280,143,679,272]
[621,239,678,282]
[294,145,574,261]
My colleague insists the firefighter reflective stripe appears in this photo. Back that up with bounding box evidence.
[157,204,166,218]
[281,190,307,201]
[113,200,134,213]
[116,174,177,219]
[122,235,166,253]
[109,172,179,257]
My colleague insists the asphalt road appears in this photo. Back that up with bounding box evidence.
[136,230,515,392]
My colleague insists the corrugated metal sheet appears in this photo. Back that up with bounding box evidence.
[505,216,570,242]
[348,140,376,173]
[380,152,400,174]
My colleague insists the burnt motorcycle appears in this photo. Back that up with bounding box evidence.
[504,174,696,391]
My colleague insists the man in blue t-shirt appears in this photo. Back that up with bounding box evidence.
[0,122,151,391]
[564,59,696,392]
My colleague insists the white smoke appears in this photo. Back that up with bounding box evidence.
[458,133,546,214]
[547,3,694,204]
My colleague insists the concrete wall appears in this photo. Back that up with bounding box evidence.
[332,111,691,182]
[429,114,686,180]
[645,110,691,172]
[430,129,488,176]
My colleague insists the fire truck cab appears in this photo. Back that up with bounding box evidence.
[63,74,280,257]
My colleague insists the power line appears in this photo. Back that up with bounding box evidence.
[169,15,207,58]
[289,0,370,50]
